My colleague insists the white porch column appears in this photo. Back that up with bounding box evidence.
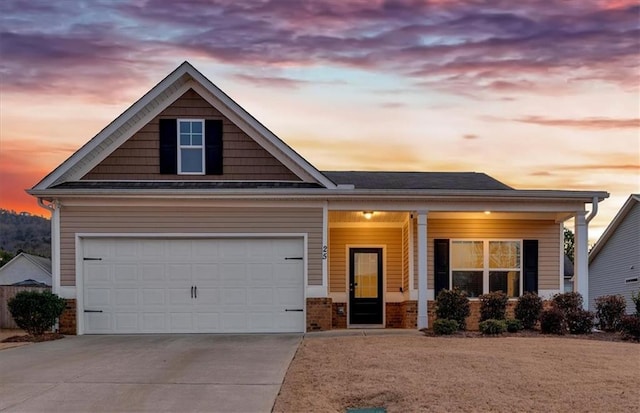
[574,211,589,309]
[417,211,428,329]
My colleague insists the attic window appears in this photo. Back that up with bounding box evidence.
[178,119,205,174]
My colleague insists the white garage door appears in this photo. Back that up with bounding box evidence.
[82,237,305,334]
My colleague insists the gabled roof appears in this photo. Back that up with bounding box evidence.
[21,253,52,274]
[32,61,337,190]
[323,171,512,190]
[589,194,640,263]
[0,253,52,286]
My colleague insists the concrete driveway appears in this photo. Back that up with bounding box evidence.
[0,334,301,413]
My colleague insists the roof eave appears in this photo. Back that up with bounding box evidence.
[589,194,639,263]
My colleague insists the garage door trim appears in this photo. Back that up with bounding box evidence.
[75,232,308,335]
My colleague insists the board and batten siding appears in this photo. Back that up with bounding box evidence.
[411,219,561,291]
[328,227,403,294]
[589,202,640,313]
[83,89,300,181]
[59,206,323,287]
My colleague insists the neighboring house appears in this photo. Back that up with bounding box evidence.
[589,194,640,313]
[563,255,575,293]
[0,252,52,286]
[28,62,608,335]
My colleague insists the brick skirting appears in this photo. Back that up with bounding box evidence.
[59,299,77,335]
[306,297,332,331]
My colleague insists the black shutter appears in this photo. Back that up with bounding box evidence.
[523,240,538,294]
[434,239,450,295]
[205,119,223,175]
[159,119,177,174]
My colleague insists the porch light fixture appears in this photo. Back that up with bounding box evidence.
[484,210,491,215]
[363,211,374,219]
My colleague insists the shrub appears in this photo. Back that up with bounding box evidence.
[505,318,523,333]
[566,309,594,334]
[515,292,543,329]
[7,290,66,336]
[435,289,470,330]
[594,295,626,331]
[539,307,566,335]
[479,319,507,335]
[619,315,640,341]
[433,319,459,335]
[552,292,583,314]
[631,291,640,317]
[479,291,508,321]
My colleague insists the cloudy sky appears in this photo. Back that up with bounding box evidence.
[1,0,638,243]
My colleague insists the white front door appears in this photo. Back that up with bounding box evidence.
[82,237,305,334]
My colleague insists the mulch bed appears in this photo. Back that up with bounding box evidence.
[421,329,635,342]
[1,333,64,343]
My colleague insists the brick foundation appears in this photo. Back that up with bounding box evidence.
[403,300,417,329]
[385,302,404,328]
[306,297,332,331]
[331,302,347,329]
[59,299,77,335]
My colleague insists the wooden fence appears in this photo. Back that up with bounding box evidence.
[0,286,51,329]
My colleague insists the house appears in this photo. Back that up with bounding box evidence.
[0,252,52,286]
[563,255,575,292]
[589,194,639,313]
[28,62,608,335]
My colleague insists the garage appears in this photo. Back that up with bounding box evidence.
[80,237,305,334]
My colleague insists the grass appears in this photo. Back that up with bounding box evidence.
[273,334,639,412]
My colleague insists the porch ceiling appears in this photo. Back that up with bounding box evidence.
[329,210,409,223]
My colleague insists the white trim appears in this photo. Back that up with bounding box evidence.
[409,216,417,300]
[427,289,435,301]
[386,292,404,303]
[559,223,565,292]
[58,286,76,299]
[51,203,61,295]
[75,232,308,335]
[177,118,205,175]
[322,201,328,296]
[345,244,386,328]
[306,286,327,298]
[58,199,325,208]
[574,211,589,309]
[589,194,639,262]
[417,212,428,329]
[538,289,561,300]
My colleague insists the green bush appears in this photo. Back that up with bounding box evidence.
[631,291,640,317]
[479,319,507,335]
[540,307,566,335]
[566,309,594,334]
[433,318,459,335]
[515,292,543,330]
[552,292,583,314]
[619,315,640,341]
[479,291,508,321]
[435,289,470,330]
[594,295,626,331]
[8,290,66,336]
[505,318,524,333]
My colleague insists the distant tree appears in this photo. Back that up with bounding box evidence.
[0,250,15,268]
[564,228,575,262]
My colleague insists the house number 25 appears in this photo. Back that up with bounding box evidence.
[322,245,328,259]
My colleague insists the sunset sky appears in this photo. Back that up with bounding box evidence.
[1,0,638,244]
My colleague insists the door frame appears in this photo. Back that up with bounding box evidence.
[76,233,308,335]
[345,244,386,327]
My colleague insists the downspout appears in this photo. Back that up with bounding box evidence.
[37,198,60,296]
[585,196,599,223]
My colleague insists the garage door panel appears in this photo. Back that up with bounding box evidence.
[83,237,304,334]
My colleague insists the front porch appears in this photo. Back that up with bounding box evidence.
[306,206,589,331]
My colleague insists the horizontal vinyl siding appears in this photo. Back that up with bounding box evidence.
[402,221,410,294]
[83,89,300,181]
[425,219,561,291]
[329,227,403,294]
[60,206,322,287]
[589,203,640,313]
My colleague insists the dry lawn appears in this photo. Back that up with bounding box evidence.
[274,334,639,412]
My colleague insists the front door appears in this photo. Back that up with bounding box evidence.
[349,248,383,325]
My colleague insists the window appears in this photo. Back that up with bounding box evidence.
[451,240,522,298]
[178,119,204,174]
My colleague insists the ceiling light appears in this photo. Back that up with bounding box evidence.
[363,211,374,219]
